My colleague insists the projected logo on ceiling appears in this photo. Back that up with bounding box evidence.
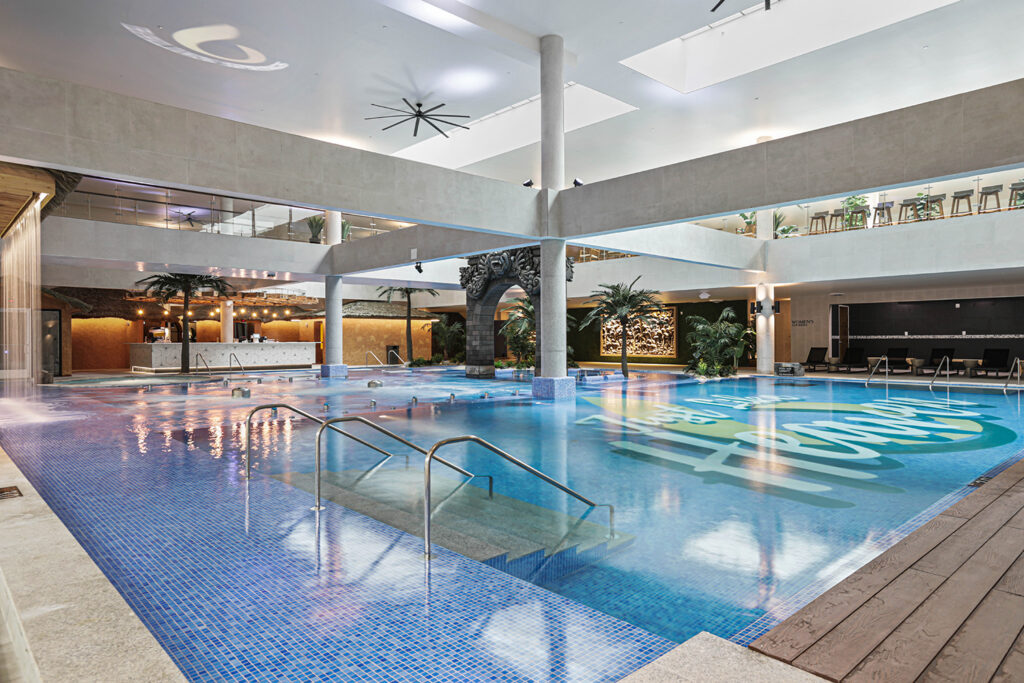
[121,23,288,71]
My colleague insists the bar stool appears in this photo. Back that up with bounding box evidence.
[979,185,1003,213]
[897,197,920,223]
[1009,182,1024,209]
[926,194,946,220]
[950,189,974,217]
[873,201,894,226]
[809,212,828,234]
[847,205,870,229]
[828,208,846,232]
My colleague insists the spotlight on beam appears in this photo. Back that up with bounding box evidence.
[572,178,584,187]
[415,262,423,274]
[523,179,534,187]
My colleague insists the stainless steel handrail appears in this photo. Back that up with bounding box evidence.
[865,355,889,387]
[314,416,488,511]
[929,355,951,390]
[388,349,406,366]
[229,353,246,373]
[1004,357,1023,394]
[194,353,212,374]
[244,404,395,509]
[423,435,614,558]
[365,350,385,367]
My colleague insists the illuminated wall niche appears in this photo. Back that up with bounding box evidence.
[600,308,676,358]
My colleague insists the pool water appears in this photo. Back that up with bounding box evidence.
[2,371,1022,680]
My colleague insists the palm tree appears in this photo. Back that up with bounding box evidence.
[579,276,665,378]
[135,273,232,374]
[429,313,464,361]
[685,306,753,377]
[377,286,438,362]
[498,297,577,367]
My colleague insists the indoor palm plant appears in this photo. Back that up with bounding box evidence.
[498,297,577,369]
[429,313,465,361]
[377,286,439,362]
[685,306,753,377]
[135,273,232,374]
[579,277,665,378]
[306,215,325,243]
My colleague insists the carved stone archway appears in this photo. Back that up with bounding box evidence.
[459,246,572,378]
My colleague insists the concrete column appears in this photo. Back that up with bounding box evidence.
[218,197,234,234]
[532,238,574,400]
[755,208,773,240]
[326,210,342,246]
[540,34,565,191]
[220,300,234,343]
[755,283,775,374]
[321,274,348,378]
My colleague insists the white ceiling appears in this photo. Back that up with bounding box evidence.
[2,0,1023,188]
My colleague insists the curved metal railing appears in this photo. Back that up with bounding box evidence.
[422,434,613,558]
[929,355,951,390]
[313,416,486,510]
[1005,357,1023,394]
[365,351,385,367]
[865,355,889,387]
[194,353,212,374]
[387,349,406,366]
[229,353,246,373]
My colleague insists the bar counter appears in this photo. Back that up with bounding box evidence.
[129,342,317,372]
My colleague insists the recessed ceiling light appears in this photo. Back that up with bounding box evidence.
[699,291,711,300]
[438,67,496,95]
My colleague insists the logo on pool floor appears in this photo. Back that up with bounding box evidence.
[576,394,1016,508]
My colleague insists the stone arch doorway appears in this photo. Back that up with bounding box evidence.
[459,246,571,378]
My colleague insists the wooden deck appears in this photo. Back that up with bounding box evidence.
[751,458,1024,682]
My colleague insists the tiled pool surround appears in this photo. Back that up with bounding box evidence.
[2,370,1023,680]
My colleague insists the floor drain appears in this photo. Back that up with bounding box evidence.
[0,485,23,499]
[968,476,992,488]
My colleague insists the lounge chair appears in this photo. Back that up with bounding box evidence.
[801,347,829,372]
[916,348,957,376]
[973,348,1012,377]
[831,347,868,373]
[883,347,912,374]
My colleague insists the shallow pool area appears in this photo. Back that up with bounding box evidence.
[2,370,1022,680]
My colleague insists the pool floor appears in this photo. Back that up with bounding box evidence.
[2,370,1023,681]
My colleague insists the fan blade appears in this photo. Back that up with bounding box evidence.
[711,0,726,10]
[370,103,412,114]
[381,116,415,131]
[401,98,419,113]
[421,103,446,114]
[428,113,471,119]
[422,117,450,139]
[413,117,421,137]
[364,114,414,120]
[425,116,470,131]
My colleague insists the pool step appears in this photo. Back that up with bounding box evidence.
[276,468,631,582]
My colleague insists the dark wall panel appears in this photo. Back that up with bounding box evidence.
[830,296,1024,359]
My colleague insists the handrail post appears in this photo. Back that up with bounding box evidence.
[930,356,951,390]
[1004,357,1022,394]
[865,355,888,387]
[424,445,434,558]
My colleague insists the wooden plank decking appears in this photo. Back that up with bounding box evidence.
[751,458,1024,682]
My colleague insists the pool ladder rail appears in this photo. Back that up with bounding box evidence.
[864,355,888,387]
[244,402,615,558]
[1006,357,1023,394]
[244,404,489,509]
[929,355,952,390]
[229,353,246,374]
[194,353,213,374]
[365,350,385,367]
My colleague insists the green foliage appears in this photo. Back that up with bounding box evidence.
[135,273,232,374]
[494,359,507,369]
[772,208,799,238]
[306,215,325,241]
[341,220,353,241]
[580,276,665,378]
[429,313,464,360]
[431,352,443,364]
[841,195,869,228]
[685,306,753,378]
[738,211,757,234]
[453,350,466,364]
[409,357,430,367]
[498,297,576,368]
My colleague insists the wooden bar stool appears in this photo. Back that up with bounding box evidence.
[1009,182,1024,209]
[979,185,1003,213]
[809,212,828,234]
[950,190,974,217]
[873,201,894,226]
[897,197,920,223]
[828,208,846,232]
[847,205,870,229]
[926,194,946,220]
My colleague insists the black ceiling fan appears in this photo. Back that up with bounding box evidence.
[172,209,199,228]
[712,0,770,10]
[365,98,470,138]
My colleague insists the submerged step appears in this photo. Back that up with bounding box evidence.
[275,467,631,581]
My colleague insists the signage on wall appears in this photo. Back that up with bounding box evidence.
[791,319,814,327]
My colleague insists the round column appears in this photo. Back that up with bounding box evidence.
[220,300,234,343]
[755,283,776,374]
[540,34,565,191]
[326,210,342,246]
[321,275,348,378]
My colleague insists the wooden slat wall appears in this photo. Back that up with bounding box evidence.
[0,161,54,234]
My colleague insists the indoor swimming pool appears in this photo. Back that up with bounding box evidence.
[2,371,1022,681]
